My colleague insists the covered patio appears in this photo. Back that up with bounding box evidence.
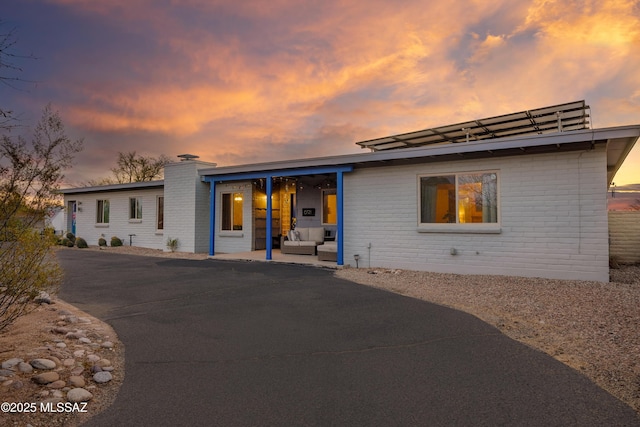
[200,164,354,265]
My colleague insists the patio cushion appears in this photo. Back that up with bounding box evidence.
[317,243,337,253]
[298,241,316,247]
[283,241,301,247]
[308,227,325,244]
[296,227,310,241]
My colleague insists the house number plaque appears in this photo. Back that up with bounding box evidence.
[302,208,315,216]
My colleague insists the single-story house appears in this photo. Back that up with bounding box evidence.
[60,101,640,282]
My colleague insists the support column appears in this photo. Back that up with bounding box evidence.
[209,181,216,256]
[337,171,344,266]
[266,175,273,260]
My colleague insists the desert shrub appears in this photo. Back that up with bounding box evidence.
[65,232,76,244]
[76,237,88,248]
[60,237,70,246]
[0,228,63,331]
[98,237,107,247]
[66,239,75,247]
[166,237,179,252]
[110,236,123,247]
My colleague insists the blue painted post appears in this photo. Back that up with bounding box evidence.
[266,175,273,260]
[209,180,216,256]
[337,171,344,266]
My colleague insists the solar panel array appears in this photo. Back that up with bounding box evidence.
[356,100,590,151]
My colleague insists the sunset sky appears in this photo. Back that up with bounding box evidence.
[3,0,640,188]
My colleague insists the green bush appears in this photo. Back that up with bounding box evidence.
[60,237,69,246]
[110,236,123,247]
[98,237,107,247]
[76,237,88,248]
[66,239,74,247]
[65,232,76,244]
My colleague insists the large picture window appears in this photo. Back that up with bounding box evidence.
[221,193,243,231]
[420,172,498,224]
[96,199,110,224]
[129,197,142,220]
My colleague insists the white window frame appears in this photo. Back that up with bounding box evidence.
[417,170,501,234]
[96,199,110,226]
[220,192,243,232]
[129,197,142,221]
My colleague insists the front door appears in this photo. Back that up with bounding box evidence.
[67,201,76,235]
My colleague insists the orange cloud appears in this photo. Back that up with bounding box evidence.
[42,0,640,185]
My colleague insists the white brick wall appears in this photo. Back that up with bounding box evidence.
[343,147,610,281]
[65,188,165,249]
[609,211,640,264]
[164,160,215,253]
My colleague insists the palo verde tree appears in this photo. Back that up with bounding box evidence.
[0,104,83,331]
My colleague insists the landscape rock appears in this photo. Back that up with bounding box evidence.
[35,291,52,304]
[97,358,111,368]
[93,371,112,384]
[87,354,100,363]
[47,380,67,389]
[30,358,57,370]
[70,366,84,376]
[2,358,24,369]
[67,387,93,402]
[68,375,85,387]
[18,362,33,373]
[32,372,60,384]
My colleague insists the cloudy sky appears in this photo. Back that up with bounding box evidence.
[3,0,640,188]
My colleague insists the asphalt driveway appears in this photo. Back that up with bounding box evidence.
[57,250,640,426]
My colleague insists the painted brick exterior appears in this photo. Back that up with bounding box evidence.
[343,147,610,281]
[164,160,215,253]
[65,188,165,249]
[609,211,640,264]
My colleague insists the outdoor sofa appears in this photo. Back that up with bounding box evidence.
[281,227,325,255]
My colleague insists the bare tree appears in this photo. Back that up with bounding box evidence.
[89,151,170,185]
[0,104,83,331]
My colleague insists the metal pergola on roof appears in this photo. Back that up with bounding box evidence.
[356,100,590,152]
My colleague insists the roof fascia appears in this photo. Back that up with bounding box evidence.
[59,180,165,195]
[202,165,354,182]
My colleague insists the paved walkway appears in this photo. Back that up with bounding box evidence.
[57,251,640,426]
